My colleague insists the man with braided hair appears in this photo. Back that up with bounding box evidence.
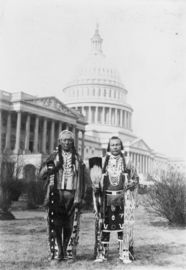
[40,130,87,262]
[89,136,138,264]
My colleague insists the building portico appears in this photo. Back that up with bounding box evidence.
[0,90,87,168]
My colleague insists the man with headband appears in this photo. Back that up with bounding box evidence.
[89,136,139,264]
[40,130,87,262]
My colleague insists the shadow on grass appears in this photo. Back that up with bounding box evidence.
[150,220,186,230]
[135,243,186,266]
[150,220,169,227]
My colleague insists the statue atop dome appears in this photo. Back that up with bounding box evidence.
[91,24,103,55]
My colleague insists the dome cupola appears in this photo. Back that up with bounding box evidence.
[91,24,103,55]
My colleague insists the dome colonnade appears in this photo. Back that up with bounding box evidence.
[64,85,132,130]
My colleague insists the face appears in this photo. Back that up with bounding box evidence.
[59,134,74,152]
[109,139,122,156]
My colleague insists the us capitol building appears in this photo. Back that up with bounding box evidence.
[0,27,185,181]
[62,26,185,178]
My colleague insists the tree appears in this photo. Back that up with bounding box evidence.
[0,154,24,220]
[145,170,186,226]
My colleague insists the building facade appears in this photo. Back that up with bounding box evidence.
[0,27,185,182]
[0,90,86,178]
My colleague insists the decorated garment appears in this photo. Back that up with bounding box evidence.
[101,154,125,232]
[40,146,86,260]
[89,153,139,261]
[122,157,139,251]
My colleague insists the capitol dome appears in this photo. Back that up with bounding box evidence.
[62,26,135,144]
[65,26,125,89]
[69,53,125,89]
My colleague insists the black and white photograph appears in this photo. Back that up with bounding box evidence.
[0,0,186,269]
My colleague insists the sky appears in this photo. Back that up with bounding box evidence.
[0,0,186,160]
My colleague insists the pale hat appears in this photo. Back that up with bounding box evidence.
[58,130,74,141]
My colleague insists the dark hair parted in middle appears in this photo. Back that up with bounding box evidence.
[107,136,124,152]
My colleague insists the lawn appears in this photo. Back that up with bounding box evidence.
[0,202,186,270]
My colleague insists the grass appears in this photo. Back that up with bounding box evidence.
[0,200,186,270]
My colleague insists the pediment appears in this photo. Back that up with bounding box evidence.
[130,138,152,152]
[26,97,75,116]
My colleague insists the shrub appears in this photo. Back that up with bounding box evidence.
[145,170,186,225]
[0,160,24,214]
[1,179,24,202]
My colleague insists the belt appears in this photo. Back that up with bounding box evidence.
[106,190,123,195]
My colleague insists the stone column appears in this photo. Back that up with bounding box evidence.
[109,107,112,125]
[130,113,132,130]
[42,119,47,154]
[150,157,152,174]
[49,120,55,153]
[88,106,91,123]
[14,111,21,153]
[33,116,39,153]
[134,153,136,168]
[137,154,140,173]
[124,111,126,128]
[114,108,117,126]
[24,114,31,152]
[58,122,62,135]
[82,106,86,117]
[0,110,2,154]
[143,155,145,174]
[135,153,137,170]
[95,106,98,124]
[141,155,143,174]
[146,156,149,174]
[81,130,85,160]
[126,112,128,129]
[142,155,145,174]
[102,107,105,124]
[138,154,141,173]
[147,156,149,174]
[140,155,143,173]
[5,112,11,151]
[120,109,123,128]
[145,156,148,174]
[142,155,144,174]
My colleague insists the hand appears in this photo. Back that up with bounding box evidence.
[73,201,81,209]
[47,161,55,175]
